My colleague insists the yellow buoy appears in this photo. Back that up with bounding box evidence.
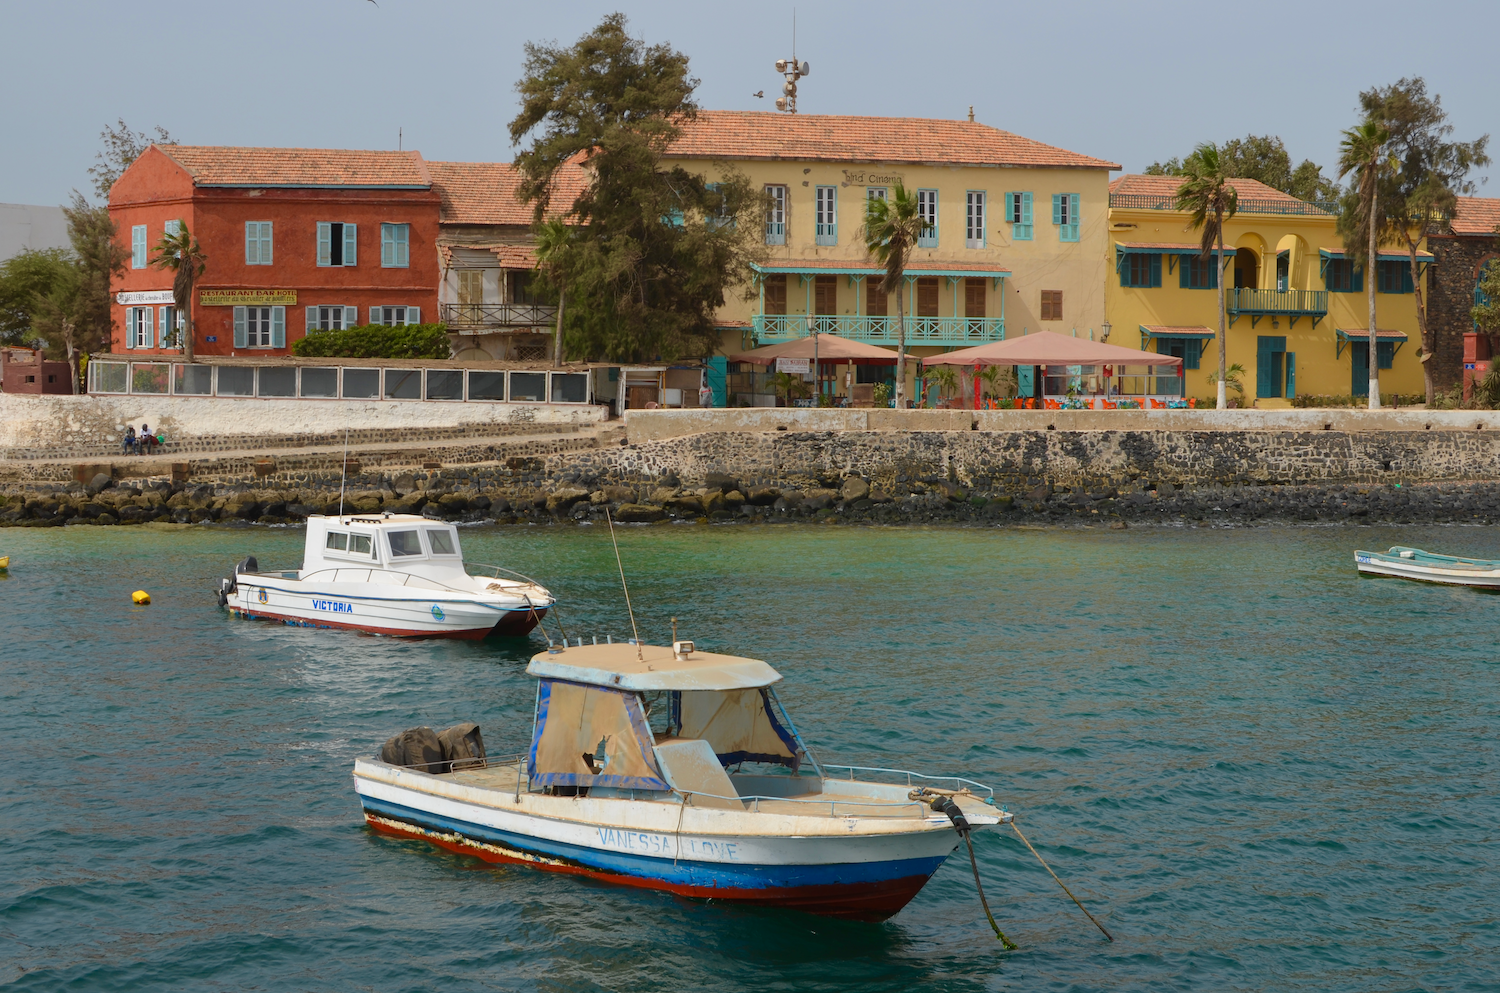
[132,590,151,605]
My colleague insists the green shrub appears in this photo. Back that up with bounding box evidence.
[292,323,451,359]
[1291,393,1426,408]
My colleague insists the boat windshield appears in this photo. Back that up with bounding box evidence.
[388,530,423,557]
[425,528,458,556]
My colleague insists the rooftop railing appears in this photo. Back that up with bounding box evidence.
[1110,193,1339,216]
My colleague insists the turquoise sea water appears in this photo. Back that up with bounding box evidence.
[1,520,1497,992]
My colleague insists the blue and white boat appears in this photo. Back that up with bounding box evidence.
[352,639,1006,920]
[221,514,554,639]
[1355,545,1500,589]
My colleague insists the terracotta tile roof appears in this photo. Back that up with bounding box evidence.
[426,160,589,225]
[1336,328,1409,339]
[1451,196,1500,237]
[438,244,539,270]
[1140,325,1217,336]
[156,145,432,188]
[1117,241,1233,253]
[667,111,1119,170]
[1109,174,1306,204]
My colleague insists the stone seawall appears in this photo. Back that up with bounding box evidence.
[7,419,1500,527]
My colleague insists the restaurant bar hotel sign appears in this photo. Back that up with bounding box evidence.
[198,289,297,306]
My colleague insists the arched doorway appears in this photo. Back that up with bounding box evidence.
[1234,248,1259,289]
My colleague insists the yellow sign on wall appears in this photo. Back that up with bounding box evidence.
[199,289,298,306]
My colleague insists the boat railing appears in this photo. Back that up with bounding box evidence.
[294,565,549,600]
[678,791,932,817]
[819,764,996,802]
[465,562,550,589]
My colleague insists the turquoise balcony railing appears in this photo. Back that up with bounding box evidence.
[753,315,1005,344]
[1226,288,1328,329]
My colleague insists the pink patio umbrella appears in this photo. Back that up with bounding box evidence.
[921,330,1182,369]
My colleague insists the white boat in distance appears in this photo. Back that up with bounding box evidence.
[353,639,1008,920]
[221,514,555,639]
[1355,545,1500,589]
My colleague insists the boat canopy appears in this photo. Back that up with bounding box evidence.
[526,643,782,691]
[525,644,803,788]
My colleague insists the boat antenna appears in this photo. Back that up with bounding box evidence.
[605,507,642,660]
[337,424,350,520]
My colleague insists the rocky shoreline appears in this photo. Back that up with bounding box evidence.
[6,466,1500,528]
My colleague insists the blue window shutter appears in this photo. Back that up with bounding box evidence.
[1004,192,1014,224]
[344,306,358,327]
[306,306,319,331]
[1052,194,1062,225]
[1377,341,1394,369]
[157,306,167,347]
[233,306,247,348]
[271,307,285,348]
[1020,192,1032,239]
[371,306,383,325]
[381,224,393,267]
[407,306,419,324]
[245,224,255,264]
[1186,339,1202,371]
[317,222,331,266]
[344,223,357,266]
[1353,265,1363,293]
[1403,265,1413,293]
[1151,254,1162,287]
[1210,256,1219,290]
[1071,194,1080,234]
[1286,352,1295,395]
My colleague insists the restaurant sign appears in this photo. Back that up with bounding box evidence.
[775,357,811,374]
[199,289,297,306]
[115,290,176,305]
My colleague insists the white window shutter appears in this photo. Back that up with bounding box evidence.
[317,222,331,266]
[271,307,285,348]
[344,224,357,266]
[407,306,419,324]
[233,307,247,348]
[344,306,358,327]
[307,306,318,331]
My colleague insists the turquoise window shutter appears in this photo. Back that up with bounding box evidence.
[1052,194,1062,225]
[1185,339,1202,371]
[344,223,357,266]
[1151,254,1161,287]
[263,223,272,265]
[344,306,358,328]
[1020,192,1032,240]
[396,225,409,267]
[706,356,727,406]
[271,307,285,348]
[122,309,132,349]
[233,306,247,348]
[1070,194,1080,240]
[245,223,255,264]
[157,306,167,347]
[1286,352,1296,395]
[1376,341,1394,369]
[307,306,319,331]
[371,306,382,325]
[317,222,331,266]
[407,306,419,323]
[1353,266,1363,293]
[381,224,393,266]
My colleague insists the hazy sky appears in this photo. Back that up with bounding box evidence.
[2,0,1494,206]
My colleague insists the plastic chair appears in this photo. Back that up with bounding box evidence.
[1188,398,1198,409]
[1150,399,1167,409]
[1103,400,1117,410]
[1044,399,1061,410]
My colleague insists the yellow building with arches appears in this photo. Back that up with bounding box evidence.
[1106,175,1426,404]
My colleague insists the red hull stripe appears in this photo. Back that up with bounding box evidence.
[363,810,938,922]
[230,605,544,640]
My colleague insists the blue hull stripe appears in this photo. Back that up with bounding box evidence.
[360,795,949,891]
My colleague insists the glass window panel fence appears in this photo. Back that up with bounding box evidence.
[258,366,296,397]
[509,372,546,402]
[426,370,463,400]
[131,363,170,394]
[384,369,421,400]
[300,367,338,398]
[468,371,505,401]
[550,373,588,403]
[92,361,128,394]
[216,367,255,396]
[342,368,380,399]
[173,364,213,395]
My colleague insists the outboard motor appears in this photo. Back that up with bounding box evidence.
[236,555,259,575]
[217,576,235,607]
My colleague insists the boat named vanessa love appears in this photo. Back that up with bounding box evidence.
[353,639,1007,920]
[220,514,554,638]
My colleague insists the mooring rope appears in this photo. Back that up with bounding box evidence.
[962,826,1017,949]
[1010,821,1114,943]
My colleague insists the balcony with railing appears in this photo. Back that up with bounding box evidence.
[752,314,1005,344]
[1109,193,1339,216]
[440,302,558,333]
[1226,288,1328,329]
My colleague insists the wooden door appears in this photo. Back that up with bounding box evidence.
[458,271,483,323]
[813,275,837,334]
[763,274,787,315]
[916,277,939,317]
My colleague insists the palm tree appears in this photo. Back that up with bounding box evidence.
[1175,143,1239,409]
[150,223,206,362]
[1338,120,1393,410]
[534,219,573,367]
[864,184,926,408]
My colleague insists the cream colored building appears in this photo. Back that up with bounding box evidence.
[661,111,1119,402]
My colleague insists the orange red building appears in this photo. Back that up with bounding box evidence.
[108,146,442,358]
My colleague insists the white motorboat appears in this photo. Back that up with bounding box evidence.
[353,639,1008,920]
[1355,545,1500,589]
[220,514,555,639]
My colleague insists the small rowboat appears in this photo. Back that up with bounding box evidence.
[354,639,1008,921]
[1354,546,1500,588]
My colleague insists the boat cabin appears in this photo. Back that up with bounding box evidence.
[301,514,467,580]
[525,641,814,807]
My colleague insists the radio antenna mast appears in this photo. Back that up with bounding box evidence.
[605,507,643,660]
[773,12,809,114]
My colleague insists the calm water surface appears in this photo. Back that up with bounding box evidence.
[1,520,1497,992]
